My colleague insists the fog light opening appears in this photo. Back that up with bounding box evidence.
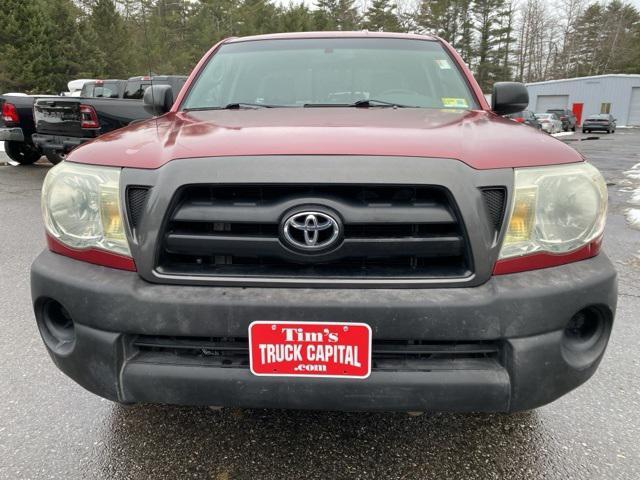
[564,310,601,346]
[562,306,611,369]
[39,299,76,355]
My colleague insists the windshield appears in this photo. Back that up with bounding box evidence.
[182,38,478,110]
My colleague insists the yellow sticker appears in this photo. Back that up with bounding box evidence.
[441,98,469,108]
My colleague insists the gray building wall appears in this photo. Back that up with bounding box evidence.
[525,75,640,126]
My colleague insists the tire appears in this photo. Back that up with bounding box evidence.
[572,125,576,132]
[45,150,66,165]
[4,141,41,165]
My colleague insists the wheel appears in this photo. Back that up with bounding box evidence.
[4,141,41,165]
[45,150,66,165]
[572,125,576,132]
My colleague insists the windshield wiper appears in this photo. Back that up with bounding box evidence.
[223,102,273,109]
[352,99,411,108]
[303,99,412,108]
[183,103,276,112]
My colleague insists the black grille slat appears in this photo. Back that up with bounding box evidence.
[158,185,472,280]
[172,202,456,225]
[164,234,464,260]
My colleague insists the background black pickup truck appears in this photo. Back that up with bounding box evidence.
[32,75,186,164]
[0,94,52,164]
[79,79,126,98]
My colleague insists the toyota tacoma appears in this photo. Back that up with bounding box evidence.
[31,32,617,412]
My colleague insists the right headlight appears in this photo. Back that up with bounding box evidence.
[41,162,130,256]
[499,162,607,259]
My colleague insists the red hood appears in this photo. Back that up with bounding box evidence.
[68,108,582,170]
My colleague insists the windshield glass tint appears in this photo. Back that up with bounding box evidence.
[182,38,477,110]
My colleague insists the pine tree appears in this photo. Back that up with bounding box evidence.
[472,0,510,90]
[364,0,401,32]
[315,0,360,30]
[89,0,131,78]
[281,3,315,32]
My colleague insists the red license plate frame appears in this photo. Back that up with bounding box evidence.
[248,321,372,379]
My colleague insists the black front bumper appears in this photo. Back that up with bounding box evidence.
[31,250,617,412]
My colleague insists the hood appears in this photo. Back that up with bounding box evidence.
[68,108,583,170]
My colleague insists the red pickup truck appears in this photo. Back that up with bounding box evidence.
[31,32,616,412]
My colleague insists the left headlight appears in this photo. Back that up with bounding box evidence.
[42,162,130,256]
[499,162,607,260]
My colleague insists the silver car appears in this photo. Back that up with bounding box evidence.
[535,113,563,134]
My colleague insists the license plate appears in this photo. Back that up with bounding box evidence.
[249,321,371,378]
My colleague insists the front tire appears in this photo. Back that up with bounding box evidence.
[4,141,41,165]
[45,150,66,165]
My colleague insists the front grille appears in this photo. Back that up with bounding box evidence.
[133,335,500,372]
[156,185,472,280]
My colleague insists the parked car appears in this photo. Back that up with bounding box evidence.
[582,114,616,134]
[32,32,616,413]
[32,75,187,164]
[0,93,55,164]
[506,110,542,130]
[547,109,577,131]
[535,113,563,134]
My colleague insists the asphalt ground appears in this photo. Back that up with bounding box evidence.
[0,129,639,479]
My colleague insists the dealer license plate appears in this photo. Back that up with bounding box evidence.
[249,321,371,378]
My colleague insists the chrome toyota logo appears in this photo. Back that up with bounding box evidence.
[282,211,341,251]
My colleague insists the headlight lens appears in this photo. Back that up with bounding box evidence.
[42,162,130,256]
[500,162,607,259]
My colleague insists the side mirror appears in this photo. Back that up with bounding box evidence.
[143,84,174,115]
[492,82,529,116]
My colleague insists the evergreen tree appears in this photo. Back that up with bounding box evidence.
[364,0,401,32]
[89,0,131,78]
[472,0,510,90]
[281,3,315,32]
[315,0,360,30]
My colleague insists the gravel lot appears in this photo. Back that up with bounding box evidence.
[1,130,639,479]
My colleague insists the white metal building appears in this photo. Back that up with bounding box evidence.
[526,74,640,126]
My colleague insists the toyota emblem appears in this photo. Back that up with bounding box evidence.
[282,211,341,251]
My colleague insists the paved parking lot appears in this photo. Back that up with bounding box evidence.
[1,130,639,479]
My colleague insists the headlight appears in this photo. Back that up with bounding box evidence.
[42,162,130,256]
[499,162,607,259]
